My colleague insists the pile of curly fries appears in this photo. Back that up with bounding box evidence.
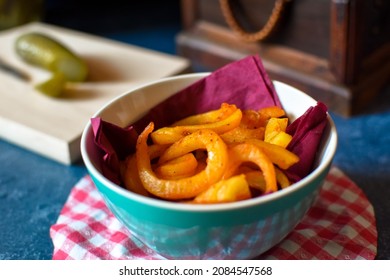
[120,103,299,204]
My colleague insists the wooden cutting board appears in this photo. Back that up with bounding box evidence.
[0,22,190,164]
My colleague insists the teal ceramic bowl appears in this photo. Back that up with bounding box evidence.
[80,73,337,259]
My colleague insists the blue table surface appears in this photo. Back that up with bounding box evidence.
[1,1,390,260]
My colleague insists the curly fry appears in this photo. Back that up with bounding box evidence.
[244,167,290,192]
[136,123,228,200]
[240,109,263,129]
[121,104,299,203]
[121,154,150,197]
[223,143,277,193]
[220,126,265,144]
[151,107,242,145]
[275,166,290,189]
[154,153,198,179]
[245,139,299,169]
[121,144,168,197]
[243,170,266,192]
[172,103,237,126]
[259,106,286,119]
[192,174,251,204]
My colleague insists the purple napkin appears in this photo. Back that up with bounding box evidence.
[90,55,328,186]
[286,102,328,182]
[91,118,138,185]
[133,55,281,133]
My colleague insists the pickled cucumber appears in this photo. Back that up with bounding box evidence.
[14,32,88,96]
[34,71,66,97]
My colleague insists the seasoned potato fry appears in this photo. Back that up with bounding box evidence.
[259,106,286,119]
[264,117,292,148]
[267,131,292,148]
[223,143,277,193]
[240,110,263,129]
[220,126,265,144]
[151,105,242,145]
[264,118,288,141]
[245,139,299,170]
[172,103,237,126]
[243,167,291,192]
[275,167,291,189]
[244,170,266,192]
[137,123,228,200]
[192,174,251,204]
[121,144,169,197]
[155,153,198,179]
[121,154,150,197]
[121,103,300,204]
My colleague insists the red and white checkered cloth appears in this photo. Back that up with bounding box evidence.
[50,167,377,260]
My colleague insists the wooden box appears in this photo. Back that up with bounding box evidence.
[176,0,390,116]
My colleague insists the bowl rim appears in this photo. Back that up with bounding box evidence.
[80,73,338,213]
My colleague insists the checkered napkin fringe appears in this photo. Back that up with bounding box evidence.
[50,167,377,260]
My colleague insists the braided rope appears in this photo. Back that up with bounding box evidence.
[219,0,290,42]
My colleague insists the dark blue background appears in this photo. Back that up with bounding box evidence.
[1,0,389,260]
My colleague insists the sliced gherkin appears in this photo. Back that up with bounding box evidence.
[34,71,66,97]
[14,32,88,96]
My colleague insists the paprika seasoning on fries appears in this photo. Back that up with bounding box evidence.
[121,103,300,204]
[136,123,229,200]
